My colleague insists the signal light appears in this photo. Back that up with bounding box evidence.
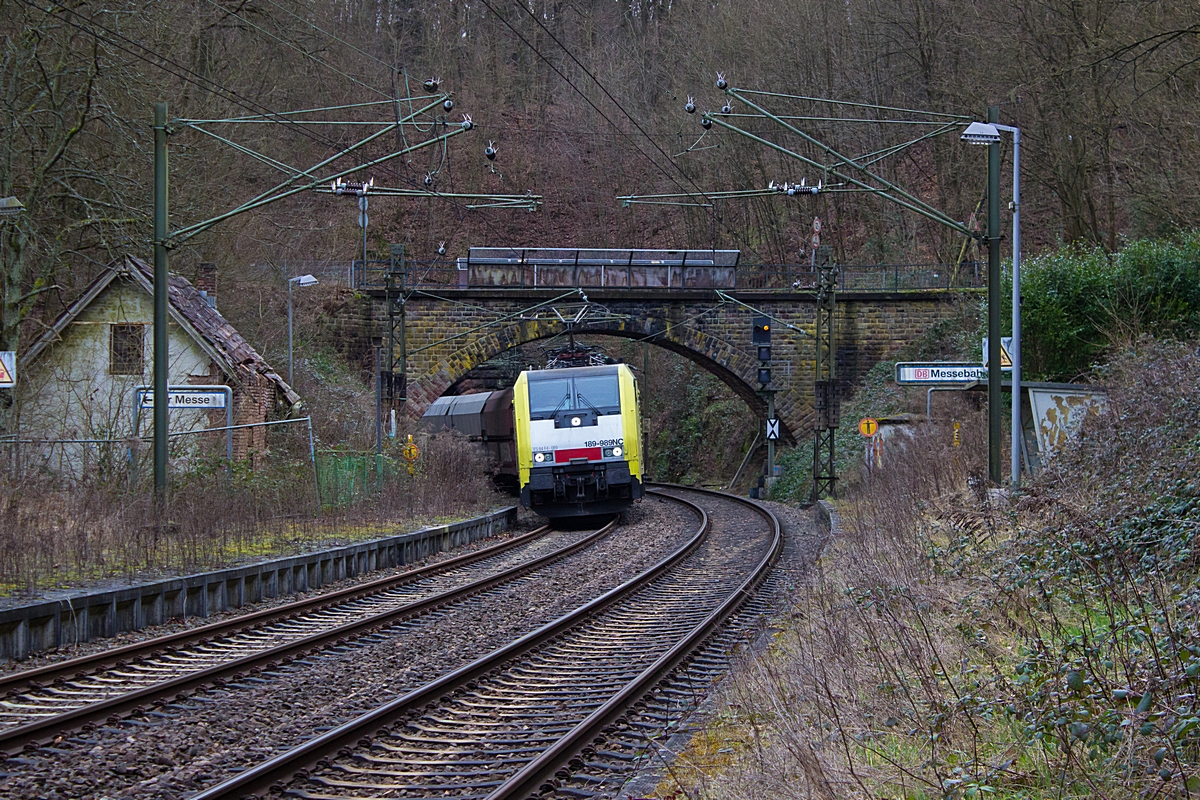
[753,316,772,386]
[752,316,771,345]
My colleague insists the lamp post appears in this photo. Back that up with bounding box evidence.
[0,196,25,218]
[287,274,318,386]
[962,119,1021,486]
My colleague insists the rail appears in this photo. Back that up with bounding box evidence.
[192,484,780,800]
[0,519,620,754]
[490,485,782,799]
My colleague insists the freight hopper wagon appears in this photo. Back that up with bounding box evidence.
[420,390,519,491]
[421,363,644,518]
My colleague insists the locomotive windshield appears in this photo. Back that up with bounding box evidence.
[574,375,621,414]
[528,378,572,419]
[527,372,621,420]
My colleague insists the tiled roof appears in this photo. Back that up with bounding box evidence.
[22,256,300,410]
[127,256,301,408]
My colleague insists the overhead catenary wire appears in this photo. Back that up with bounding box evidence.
[473,0,673,186]
[507,0,710,200]
[733,89,974,121]
[503,1,846,265]
[477,0,771,263]
[218,4,516,247]
[202,0,391,99]
[259,0,397,72]
[551,10,973,256]
[16,0,522,254]
[12,0,412,180]
[219,18,527,250]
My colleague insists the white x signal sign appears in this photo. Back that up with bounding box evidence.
[0,351,15,388]
[766,418,781,440]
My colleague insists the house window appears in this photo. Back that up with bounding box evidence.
[110,324,145,375]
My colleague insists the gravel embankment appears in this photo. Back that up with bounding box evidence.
[0,497,697,800]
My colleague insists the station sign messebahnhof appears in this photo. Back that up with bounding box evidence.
[895,363,989,384]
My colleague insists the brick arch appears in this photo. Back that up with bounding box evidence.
[405,313,802,442]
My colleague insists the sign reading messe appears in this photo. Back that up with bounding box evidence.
[895,363,988,385]
[139,390,228,409]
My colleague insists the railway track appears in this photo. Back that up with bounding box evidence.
[194,485,780,800]
[0,518,619,755]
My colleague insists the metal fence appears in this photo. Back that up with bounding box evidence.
[315,451,394,508]
[0,436,144,484]
[342,258,983,292]
[1,417,318,489]
[739,261,984,291]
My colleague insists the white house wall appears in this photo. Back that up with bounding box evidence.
[16,278,220,473]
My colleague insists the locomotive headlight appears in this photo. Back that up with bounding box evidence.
[612,446,623,457]
[571,416,581,427]
[534,452,546,463]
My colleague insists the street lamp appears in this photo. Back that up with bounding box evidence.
[287,274,318,385]
[0,196,25,217]
[962,120,1021,486]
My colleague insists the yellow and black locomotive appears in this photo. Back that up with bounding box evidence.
[422,363,644,518]
[513,363,643,517]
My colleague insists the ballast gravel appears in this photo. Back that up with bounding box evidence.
[0,497,697,800]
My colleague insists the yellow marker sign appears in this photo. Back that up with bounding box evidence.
[858,417,878,437]
[953,420,961,447]
[402,443,420,461]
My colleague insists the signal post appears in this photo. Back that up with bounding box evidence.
[752,316,779,491]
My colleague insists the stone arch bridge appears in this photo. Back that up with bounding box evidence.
[332,284,972,445]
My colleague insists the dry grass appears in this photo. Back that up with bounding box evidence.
[0,427,500,597]
[660,418,993,800]
[660,339,1200,800]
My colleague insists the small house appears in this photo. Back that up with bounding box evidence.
[13,256,299,476]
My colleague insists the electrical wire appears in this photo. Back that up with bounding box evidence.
[192,6,520,249]
[259,0,397,72]
[474,0,663,176]
[16,0,339,150]
[16,0,520,255]
[514,0,716,194]
[203,0,391,98]
[488,0,772,262]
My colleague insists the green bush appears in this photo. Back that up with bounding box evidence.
[1016,232,1200,381]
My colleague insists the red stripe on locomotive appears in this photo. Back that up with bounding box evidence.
[554,447,602,463]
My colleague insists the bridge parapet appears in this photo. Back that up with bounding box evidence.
[346,258,983,294]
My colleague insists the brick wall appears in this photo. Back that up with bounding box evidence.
[185,363,273,465]
[333,289,974,441]
[231,374,274,465]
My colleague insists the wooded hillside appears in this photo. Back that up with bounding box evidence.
[3,0,1198,352]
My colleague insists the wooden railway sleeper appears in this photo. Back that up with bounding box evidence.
[0,523,613,755]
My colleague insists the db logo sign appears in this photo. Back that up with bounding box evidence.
[915,368,931,379]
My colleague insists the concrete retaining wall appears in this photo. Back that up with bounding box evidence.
[0,506,517,662]
[815,499,839,538]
